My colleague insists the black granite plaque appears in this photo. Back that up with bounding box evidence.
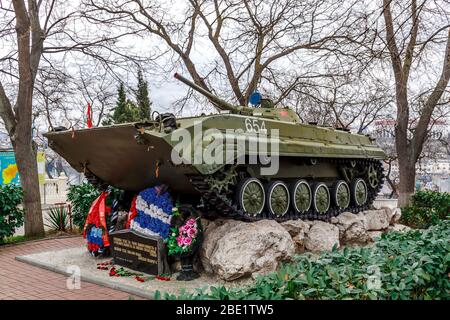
[109,229,166,275]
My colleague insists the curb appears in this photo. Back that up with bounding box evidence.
[15,255,156,300]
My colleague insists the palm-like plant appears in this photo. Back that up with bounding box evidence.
[45,205,69,231]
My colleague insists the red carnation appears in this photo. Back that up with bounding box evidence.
[109,268,117,276]
[156,275,170,281]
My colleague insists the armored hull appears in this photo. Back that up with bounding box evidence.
[45,111,386,221]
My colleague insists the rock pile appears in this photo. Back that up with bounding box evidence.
[199,208,409,281]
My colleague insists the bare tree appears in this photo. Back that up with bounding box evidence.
[287,73,393,132]
[0,0,150,236]
[85,0,375,109]
[0,0,48,236]
[76,65,116,127]
[34,67,74,131]
[382,0,450,206]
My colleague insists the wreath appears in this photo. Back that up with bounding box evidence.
[83,192,111,257]
[167,217,202,257]
[129,186,173,239]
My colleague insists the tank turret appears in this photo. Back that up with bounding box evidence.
[174,73,239,113]
[174,73,300,123]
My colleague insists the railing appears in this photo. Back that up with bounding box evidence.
[373,198,398,209]
[40,173,68,205]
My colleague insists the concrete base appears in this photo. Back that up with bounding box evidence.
[15,246,251,299]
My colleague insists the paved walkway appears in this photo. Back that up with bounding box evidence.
[0,236,139,300]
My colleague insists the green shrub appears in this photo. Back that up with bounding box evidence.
[0,184,24,243]
[67,183,124,231]
[160,221,450,300]
[1,235,27,245]
[401,191,450,229]
[67,182,100,230]
[45,205,69,231]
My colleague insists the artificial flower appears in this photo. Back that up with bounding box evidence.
[183,237,192,246]
[187,228,197,238]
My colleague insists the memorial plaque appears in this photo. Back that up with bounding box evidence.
[109,229,166,275]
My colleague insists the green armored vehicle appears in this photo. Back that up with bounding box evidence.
[45,73,386,221]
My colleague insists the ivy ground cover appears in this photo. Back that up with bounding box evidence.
[161,221,450,300]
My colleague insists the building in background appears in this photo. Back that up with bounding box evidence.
[368,118,450,195]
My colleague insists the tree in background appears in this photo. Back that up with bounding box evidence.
[382,0,450,206]
[102,83,141,125]
[0,0,47,237]
[136,69,152,121]
[0,0,148,237]
[85,0,369,108]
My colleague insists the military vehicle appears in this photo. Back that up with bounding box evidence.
[45,73,386,221]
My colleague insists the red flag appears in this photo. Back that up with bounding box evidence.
[86,102,93,128]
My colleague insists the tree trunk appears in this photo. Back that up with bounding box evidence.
[14,140,44,237]
[397,156,416,207]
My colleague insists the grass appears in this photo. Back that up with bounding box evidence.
[1,235,32,245]
[0,229,81,246]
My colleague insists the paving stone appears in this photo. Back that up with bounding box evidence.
[0,236,133,300]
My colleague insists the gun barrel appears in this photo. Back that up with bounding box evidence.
[174,73,237,112]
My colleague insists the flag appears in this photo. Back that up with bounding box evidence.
[86,102,93,128]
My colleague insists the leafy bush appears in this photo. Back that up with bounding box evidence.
[0,184,24,243]
[45,205,69,231]
[1,235,27,245]
[401,191,450,229]
[160,221,450,300]
[67,182,100,230]
[67,183,124,231]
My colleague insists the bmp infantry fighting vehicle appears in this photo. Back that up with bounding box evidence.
[45,73,386,221]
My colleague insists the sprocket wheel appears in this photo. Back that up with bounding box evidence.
[367,164,379,189]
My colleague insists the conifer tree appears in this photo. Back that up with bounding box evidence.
[136,69,151,121]
[103,82,141,125]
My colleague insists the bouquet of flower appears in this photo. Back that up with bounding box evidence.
[167,217,202,256]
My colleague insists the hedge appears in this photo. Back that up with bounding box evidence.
[159,221,450,300]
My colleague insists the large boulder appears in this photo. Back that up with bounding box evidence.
[280,220,310,253]
[199,219,241,274]
[332,212,371,245]
[391,208,402,224]
[367,230,384,241]
[333,211,364,231]
[387,224,412,233]
[363,209,390,231]
[200,219,294,281]
[280,220,310,237]
[343,223,371,245]
[382,207,402,225]
[304,221,340,252]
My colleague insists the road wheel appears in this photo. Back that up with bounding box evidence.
[290,179,311,214]
[332,180,350,210]
[351,178,368,206]
[266,181,290,217]
[236,178,265,216]
[312,182,330,215]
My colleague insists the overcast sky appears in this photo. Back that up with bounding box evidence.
[1,0,449,137]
